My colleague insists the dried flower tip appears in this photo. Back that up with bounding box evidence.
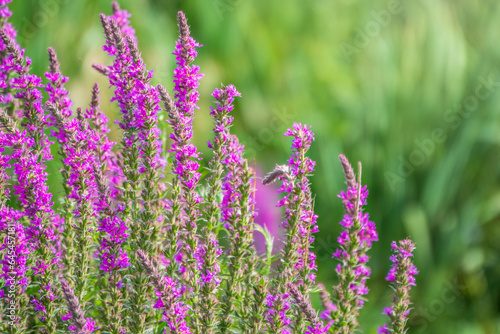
[286,282,319,327]
[99,13,112,45]
[90,83,100,109]
[0,29,23,67]
[338,154,356,189]
[111,1,120,14]
[156,84,176,114]
[108,18,125,55]
[60,278,88,333]
[92,63,109,76]
[262,164,289,185]
[125,35,139,63]
[47,47,60,74]
[177,11,189,41]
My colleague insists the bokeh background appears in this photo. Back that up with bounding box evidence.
[9,0,500,333]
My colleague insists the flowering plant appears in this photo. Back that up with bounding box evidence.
[0,1,418,333]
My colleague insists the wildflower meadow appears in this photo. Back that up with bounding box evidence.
[1,0,499,334]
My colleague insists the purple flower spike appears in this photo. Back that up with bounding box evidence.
[0,25,63,331]
[265,293,292,334]
[379,238,418,334]
[273,123,318,287]
[98,216,130,273]
[45,47,72,141]
[0,208,30,293]
[110,1,136,44]
[98,2,165,260]
[137,250,193,334]
[169,11,204,199]
[160,11,204,286]
[60,278,98,334]
[329,154,379,332]
[304,323,331,334]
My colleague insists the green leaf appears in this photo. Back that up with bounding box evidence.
[253,224,274,275]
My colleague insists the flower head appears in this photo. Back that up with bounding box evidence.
[379,238,418,334]
[329,154,379,331]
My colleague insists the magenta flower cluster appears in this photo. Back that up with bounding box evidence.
[0,2,419,334]
[378,239,419,334]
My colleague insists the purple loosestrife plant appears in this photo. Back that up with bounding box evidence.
[327,154,378,333]
[196,84,239,333]
[264,292,293,334]
[168,10,204,282]
[216,90,259,332]
[157,11,205,332]
[268,123,318,288]
[60,278,98,334]
[137,249,193,334]
[47,52,98,305]
[0,22,63,332]
[97,2,164,250]
[378,239,418,334]
[95,3,165,332]
[264,123,319,333]
[0,2,422,333]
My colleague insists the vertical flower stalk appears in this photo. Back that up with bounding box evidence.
[45,47,72,139]
[195,84,240,332]
[275,123,318,288]
[329,154,378,334]
[60,278,98,334]
[97,3,164,251]
[136,250,193,334]
[158,12,204,330]
[168,10,204,278]
[45,48,79,280]
[46,49,98,297]
[95,9,139,226]
[378,239,418,334]
[0,207,30,332]
[157,85,185,277]
[84,83,120,200]
[206,84,240,227]
[0,28,62,332]
[267,123,317,333]
[93,158,129,334]
[219,133,258,332]
[83,85,119,223]
[264,293,292,334]
[49,101,98,302]
[95,4,165,331]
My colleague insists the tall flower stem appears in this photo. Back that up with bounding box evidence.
[136,250,193,334]
[157,85,184,278]
[96,4,164,331]
[330,155,378,334]
[378,239,418,334]
[0,29,61,333]
[196,84,240,333]
[276,123,318,289]
[159,11,204,331]
[219,134,257,333]
[93,164,129,334]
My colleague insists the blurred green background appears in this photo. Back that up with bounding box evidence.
[9,0,500,333]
